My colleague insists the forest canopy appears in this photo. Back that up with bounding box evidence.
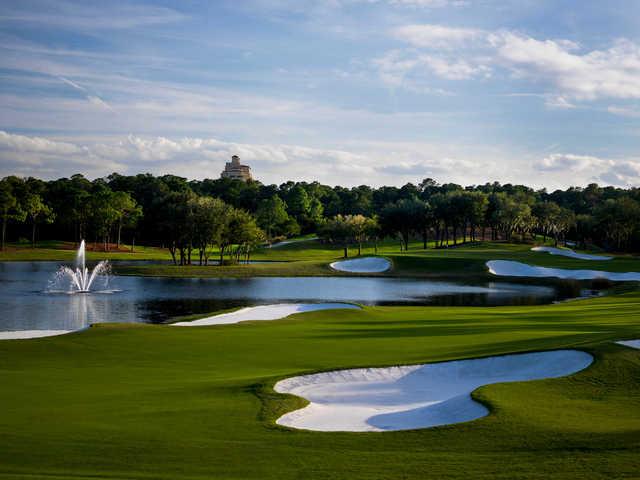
[2,173,639,260]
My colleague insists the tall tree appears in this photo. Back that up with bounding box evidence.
[0,178,25,250]
[23,193,55,247]
[319,215,355,258]
[379,198,426,251]
[191,196,230,265]
[218,207,264,264]
[256,195,289,240]
[466,191,488,242]
[90,186,119,251]
[594,198,640,251]
[348,214,374,256]
[285,185,311,219]
[111,191,142,248]
[159,190,197,265]
[532,201,561,242]
[491,193,533,241]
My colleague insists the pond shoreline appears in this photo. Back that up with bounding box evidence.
[0,261,594,335]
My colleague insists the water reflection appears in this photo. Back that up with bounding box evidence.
[0,261,589,333]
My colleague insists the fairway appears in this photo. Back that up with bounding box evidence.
[108,240,640,279]
[3,1,640,478]
[1,292,640,479]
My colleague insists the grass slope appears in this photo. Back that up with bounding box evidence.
[115,240,640,279]
[3,238,639,279]
[0,240,172,261]
[1,293,639,479]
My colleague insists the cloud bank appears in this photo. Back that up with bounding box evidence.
[1,131,638,189]
[382,24,640,109]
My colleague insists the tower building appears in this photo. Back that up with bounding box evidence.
[221,155,252,181]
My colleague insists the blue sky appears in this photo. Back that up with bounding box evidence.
[0,0,639,188]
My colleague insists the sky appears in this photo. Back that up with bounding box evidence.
[0,0,639,189]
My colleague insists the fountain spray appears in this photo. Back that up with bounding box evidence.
[56,240,110,293]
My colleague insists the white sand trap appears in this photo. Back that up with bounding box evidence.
[275,350,592,432]
[172,303,360,326]
[616,340,640,350]
[532,246,612,261]
[330,257,391,273]
[0,330,73,340]
[487,260,640,281]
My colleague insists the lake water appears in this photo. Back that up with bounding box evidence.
[0,261,586,332]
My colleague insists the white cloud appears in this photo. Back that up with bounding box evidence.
[0,131,124,177]
[393,24,481,48]
[608,105,640,118]
[535,153,640,187]
[2,131,638,188]
[376,24,493,85]
[376,157,473,176]
[491,34,640,101]
[58,76,86,92]
[0,131,376,182]
[0,131,505,186]
[374,49,489,86]
[598,161,640,187]
[544,95,577,110]
[384,25,640,103]
[418,54,491,80]
[537,153,604,172]
[53,76,115,111]
[86,95,114,112]
[0,131,82,155]
[0,2,186,30]
[252,0,469,11]
[387,0,469,6]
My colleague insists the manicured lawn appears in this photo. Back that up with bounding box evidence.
[115,259,337,278]
[0,235,324,262]
[115,240,640,279]
[0,240,172,261]
[3,238,639,279]
[1,293,639,479]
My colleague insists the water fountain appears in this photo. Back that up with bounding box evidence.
[52,240,111,293]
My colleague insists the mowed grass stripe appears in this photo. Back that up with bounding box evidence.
[0,292,639,479]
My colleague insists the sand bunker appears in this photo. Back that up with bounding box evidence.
[487,260,640,281]
[172,303,360,326]
[616,340,640,350]
[0,330,73,340]
[4,304,360,337]
[275,350,592,432]
[532,246,611,261]
[330,257,391,273]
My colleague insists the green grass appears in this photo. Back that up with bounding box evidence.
[116,259,337,277]
[2,239,640,477]
[4,237,639,279]
[113,239,640,279]
[166,306,247,324]
[0,240,172,261]
[1,293,639,479]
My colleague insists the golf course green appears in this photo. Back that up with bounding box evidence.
[1,240,639,479]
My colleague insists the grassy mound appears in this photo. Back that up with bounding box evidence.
[0,292,639,479]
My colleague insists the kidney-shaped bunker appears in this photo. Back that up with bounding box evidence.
[275,350,593,432]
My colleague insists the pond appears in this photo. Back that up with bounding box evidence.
[0,261,589,333]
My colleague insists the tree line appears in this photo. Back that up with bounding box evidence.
[2,173,640,260]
